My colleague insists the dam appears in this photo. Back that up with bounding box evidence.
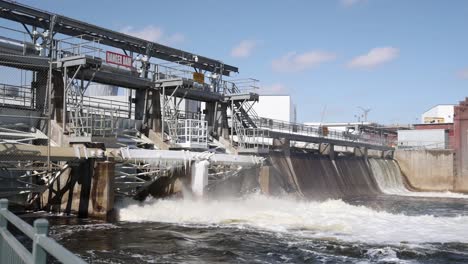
[0,1,467,263]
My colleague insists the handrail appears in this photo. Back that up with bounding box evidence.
[245,116,394,147]
[0,199,87,264]
[0,83,34,108]
[397,141,448,150]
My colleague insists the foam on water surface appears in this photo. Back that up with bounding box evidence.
[118,194,468,245]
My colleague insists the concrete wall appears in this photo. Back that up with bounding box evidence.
[394,149,456,192]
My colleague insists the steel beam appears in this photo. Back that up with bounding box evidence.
[0,0,238,75]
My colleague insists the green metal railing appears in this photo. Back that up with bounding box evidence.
[0,199,87,264]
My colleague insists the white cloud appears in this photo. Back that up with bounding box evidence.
[458,68,468,79]
[347,47,399,69]
[231,40,257,58]
[121,25,185,45]
[341,0,366,7]
[272,50,336,73]
[260,83,289,95]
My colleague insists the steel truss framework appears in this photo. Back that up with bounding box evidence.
[0,0,238,75]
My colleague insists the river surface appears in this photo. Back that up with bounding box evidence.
[32,194,468,263]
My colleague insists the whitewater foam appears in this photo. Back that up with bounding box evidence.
[118,194,468,245]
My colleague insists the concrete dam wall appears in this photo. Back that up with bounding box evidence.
[394,149,458,192]
[207,153,413,200]
[139,151,462,201]
[268,154,382,199]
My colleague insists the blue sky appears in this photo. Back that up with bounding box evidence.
[14,0,468,124]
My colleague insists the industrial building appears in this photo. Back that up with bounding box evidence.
[397,129,449,149]
[397,104,456,149]
[252,95,296,123]
[421,104,455,124]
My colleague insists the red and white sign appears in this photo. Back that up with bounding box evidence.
[106,51,132,67]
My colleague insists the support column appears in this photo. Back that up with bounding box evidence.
[89,161,115,220]
[134,89,146,121]
[216,103,228,139]
[454,98,468,192]
[329,144,335,160]
[205,102,216,136]
[51,71,64,123]
[149,90,162,132]
[33,70,48,112]
[354,147,368,158]
[259,166,271,195]
[319,143,335,159]
[191,160,209,197]
[273,138,290,154]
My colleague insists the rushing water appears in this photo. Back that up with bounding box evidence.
[39,194,468,264]
[29,156,468,263]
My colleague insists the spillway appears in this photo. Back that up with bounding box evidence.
[202,152,468,202]
[268,153,381,199]
[368,157,468,198]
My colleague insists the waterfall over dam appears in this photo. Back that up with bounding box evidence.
[268,154,381,199]
[219,153,468,200]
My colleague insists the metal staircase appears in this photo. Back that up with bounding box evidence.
[224,81,260,148]
[232,100,258,128]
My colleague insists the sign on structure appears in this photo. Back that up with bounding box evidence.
[106,51,132,67]
[193,72,205,84]
[424,117,445,124]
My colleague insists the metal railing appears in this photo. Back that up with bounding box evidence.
[165,109,205,121]
[241,116,394,147]
[0,199,86,264]
[175,119,208,148]
[241,128,270,149]
[0,83,34,109]
[223,78,259,95]
[397,140,449,150]
[55,35,103,60]
[68,110,121,137]
[67,95,132,119]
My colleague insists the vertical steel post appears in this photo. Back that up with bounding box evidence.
[0,199,7,260]
[62,67,68,137]
[162,86,165,138]
[32,219,49,264]
[46,16,56,171]
[231,99,234,146]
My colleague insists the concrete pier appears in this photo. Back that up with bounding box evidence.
[89,161,115,219]
[41,159,115,219]
[259,166,271,195]
[191,160,209,197]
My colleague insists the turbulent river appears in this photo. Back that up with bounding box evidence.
[29,155,468,263]
[40,193,468,264]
